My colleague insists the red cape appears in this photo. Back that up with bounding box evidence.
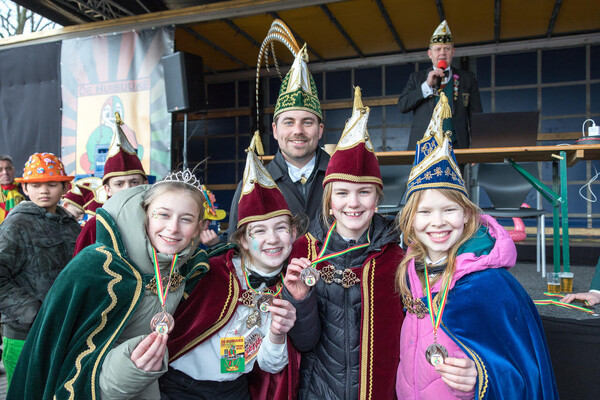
[168,248,299,400]
[290,233,405,400]
[73,215,97,256]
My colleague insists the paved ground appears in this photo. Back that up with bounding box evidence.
[0,261,595,398]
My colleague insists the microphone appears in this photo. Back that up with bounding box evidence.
[433,60,448,91]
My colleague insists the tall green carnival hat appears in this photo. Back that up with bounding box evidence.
[256,19,321,121]
[406,92,466,198]
[237,131,291,228]
[430,20,453,45]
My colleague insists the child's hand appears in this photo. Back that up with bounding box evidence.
[435,357,477,393]
[284,257,312,301]
[130,332,167,371]
[268,298,297,344]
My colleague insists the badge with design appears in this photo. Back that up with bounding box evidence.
[244,326,264,364]
[220,337,245,373]
[256,294,274,313]
[300,267,320,287]
[425,343,448,366]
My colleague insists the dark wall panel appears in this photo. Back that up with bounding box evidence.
[0,41,62,176]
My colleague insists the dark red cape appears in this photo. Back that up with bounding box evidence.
[168,248,299,400]
[290,233,405,400]
[73,215,97,256]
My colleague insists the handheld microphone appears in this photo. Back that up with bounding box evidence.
[433,60,448,91]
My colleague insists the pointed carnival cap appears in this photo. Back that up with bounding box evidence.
[83,185,108,216]
[406,92,467,198]
[256,19,321,121]
[323,87,382,188]
[430,20,453,45]
[62,184,87,212]
[237,131,291,228]
[15,152,73,183]
[102,112,146,185]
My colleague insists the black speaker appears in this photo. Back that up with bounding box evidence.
[162,52,206,113]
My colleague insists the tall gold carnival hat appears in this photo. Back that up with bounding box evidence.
[237,131,291,228]
[323,87,382,188]
[406,92,467,198]
[255,19,321,121]
[430,20,453,45]
[102,112,147,185]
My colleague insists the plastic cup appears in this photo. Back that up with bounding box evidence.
[560,272,574,293]
[547,272,561,293]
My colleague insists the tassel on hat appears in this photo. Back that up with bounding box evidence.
[323,87,382,188]
[256,19,321,121]
[237,131,291,228]
[406,92,467,198]
[102,112,147,185]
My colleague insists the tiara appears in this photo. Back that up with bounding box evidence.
[155,169,203,192]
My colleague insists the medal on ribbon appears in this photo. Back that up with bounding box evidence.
[149,247,178,334]
[423,262,451,366]
[242,267,283,323]
[306,220,371,286]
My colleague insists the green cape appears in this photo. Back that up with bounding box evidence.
[7,208,209,399]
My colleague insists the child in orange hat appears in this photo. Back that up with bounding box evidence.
[0,152,81,386]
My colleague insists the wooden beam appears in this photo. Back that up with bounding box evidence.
[182,26,251,70]
[547,0,563,38]
[435,0,445,22]
[0,0,345,48]
[221,18,261,49]
[206,32,600,82]
[373,0,405,53]
[494,0,501,43]
[319,4,363,57]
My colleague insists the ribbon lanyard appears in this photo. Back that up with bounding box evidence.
[310,220,371,267]
[242,268,284,296]
[151,247,178,309]
[533,292,596,315]
[423,263,451,341]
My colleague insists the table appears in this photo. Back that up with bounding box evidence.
[372,144,600,274]
[261,144,600,273]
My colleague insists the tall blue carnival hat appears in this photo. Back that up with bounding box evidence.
[405,92,467,198]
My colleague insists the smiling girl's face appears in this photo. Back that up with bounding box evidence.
[240,215,294,274]
[412,189,469,262]
[146,190,202,255]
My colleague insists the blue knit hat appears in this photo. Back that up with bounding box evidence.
[406,92,467,198]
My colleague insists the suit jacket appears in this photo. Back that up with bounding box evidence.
[398,67,482,149]
[227,147,330,236]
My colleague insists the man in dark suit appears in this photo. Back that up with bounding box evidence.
[399,20,482,150]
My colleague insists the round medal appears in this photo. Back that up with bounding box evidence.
[425,343,448,366]
[150,311,175,334]
[300,267,320,287]
[256,294,274,313]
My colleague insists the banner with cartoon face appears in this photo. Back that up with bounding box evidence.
[60,27,174,179]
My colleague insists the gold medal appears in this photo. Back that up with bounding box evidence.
[425,343,448,366]
[300,267,320,287]
[246,309,261,329]
[150,311,175,334]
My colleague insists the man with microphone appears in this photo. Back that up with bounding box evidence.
[398,20,482,150]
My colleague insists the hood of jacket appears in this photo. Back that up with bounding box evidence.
[408,213,517,296]
[102,185,197,274]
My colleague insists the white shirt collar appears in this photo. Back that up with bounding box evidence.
[285,155,316,183]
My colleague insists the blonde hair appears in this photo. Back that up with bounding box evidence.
[394,188,481,298]
[320,181,384,228]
